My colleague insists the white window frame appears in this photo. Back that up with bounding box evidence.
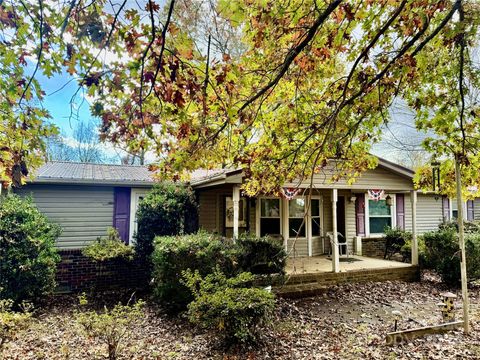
[129,188,149,244]
[309,196,323,255]
[287,197,308,239]
[256,197,283,238]
[365,193,396,237]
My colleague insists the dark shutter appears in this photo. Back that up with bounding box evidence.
[355,194,366,236]
[467,200,475,221]
[113,187,131,243]
[442,196,450,222]
[396,194,405,230]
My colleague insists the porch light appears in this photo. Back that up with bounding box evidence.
[385,195,393,207]
[349,195,357,203]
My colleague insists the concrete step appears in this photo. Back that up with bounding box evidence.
[273,282,328,299]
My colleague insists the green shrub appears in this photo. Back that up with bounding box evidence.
[151,231,236,312]
[75,294,144,360]
[422,228,480,286]
[236,235,287,275]
[384,227,412,260]
[423,228,460,286]
[400,236,427,265]
[0,298,33,351]
[82,227,134,262]
[134,183,198,269]
[439,220,480,234]
[183,269,275,345]
[0,194,61,303]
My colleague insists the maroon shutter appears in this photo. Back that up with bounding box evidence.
[442,196,450,222]
[355,194,366,236]
[467,200,475,221]
[396,194,405,230]
[113,187,131,243]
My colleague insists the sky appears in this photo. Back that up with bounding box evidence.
[39,70,97,138]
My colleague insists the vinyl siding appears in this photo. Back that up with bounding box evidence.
[415,194,444,233]
[474,199,480,221]
[284,165,413,190]
[16,184,114,249]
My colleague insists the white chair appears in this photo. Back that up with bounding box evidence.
[326,232,349,258]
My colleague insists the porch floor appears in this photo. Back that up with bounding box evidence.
[286,255,412,275]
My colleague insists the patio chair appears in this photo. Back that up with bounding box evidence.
[326,232,349,258]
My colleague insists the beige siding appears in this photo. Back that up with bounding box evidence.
[197,185,255,237]
[415,194,444,233]
[287,238,308,257]
[16,184,114,249]
[284,165,414,191]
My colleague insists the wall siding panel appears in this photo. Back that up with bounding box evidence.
[16,184,114,249]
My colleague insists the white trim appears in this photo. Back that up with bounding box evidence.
[365,193,396,237]
[129,188,149,244]
[257,197,283,238]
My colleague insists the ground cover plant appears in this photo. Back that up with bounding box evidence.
[0,299,32,353]
[75,293,144,360]
[82,227,134,262]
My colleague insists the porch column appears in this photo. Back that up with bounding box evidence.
[332,188,340,273]
[411,190,418,265]
[232,185,240,241]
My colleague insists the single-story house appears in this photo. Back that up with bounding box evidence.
[13,158,479,273]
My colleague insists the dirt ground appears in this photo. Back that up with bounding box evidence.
[4,273,480,359]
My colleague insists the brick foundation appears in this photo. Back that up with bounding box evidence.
[56,250,148,293]
[362,237,387,258]
[274,266,420,298]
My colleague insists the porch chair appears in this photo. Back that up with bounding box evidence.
[326,232,349,258]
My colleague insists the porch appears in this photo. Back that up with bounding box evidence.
[276,255,420,298]
[286,255,412,275]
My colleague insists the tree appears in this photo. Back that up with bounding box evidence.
[45,121,114,163]
[0,0,477,197]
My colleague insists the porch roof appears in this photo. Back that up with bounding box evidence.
[191,156,415,190]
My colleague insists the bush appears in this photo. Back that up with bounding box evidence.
[400,236,427,264]
[0,298,33,351]
[151,231,236,312]
[384,227,412,260]
[422,228,480,286]
[134,183,198,269]
[439,220,480,234]
[423,228,460,286]
[75,294,144,360]
[236,236,287,275]
[183,269,275,345]
[0,194,61,303]
[82,227,134,262]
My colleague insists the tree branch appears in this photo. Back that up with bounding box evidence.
[237,0,343,113]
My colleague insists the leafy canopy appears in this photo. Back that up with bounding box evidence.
[1,0,478,194]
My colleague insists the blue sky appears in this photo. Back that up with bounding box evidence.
[39,70,97,138]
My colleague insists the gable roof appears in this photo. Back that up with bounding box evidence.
[29,161,156,186]
[191,156,415,188]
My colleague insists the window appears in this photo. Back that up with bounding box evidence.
[311,199,322,237]
[289,198,306,237]
[260,199,281,236]
[368,199,392,234]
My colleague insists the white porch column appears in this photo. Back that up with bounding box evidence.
[332,189,340,273]
[411,190,418,265]
[307,197,313,257]
[232,186,240,241]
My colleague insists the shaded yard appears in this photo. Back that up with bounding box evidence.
[4,274,480,359]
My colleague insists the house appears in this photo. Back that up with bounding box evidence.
[15,159,477,267]
[192,157,477,272]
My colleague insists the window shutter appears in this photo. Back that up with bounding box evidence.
[355,195,365,236]
[442,196,450,222]
[467,200,475,221]
[113,187,131,243]
[396,194,405,230]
